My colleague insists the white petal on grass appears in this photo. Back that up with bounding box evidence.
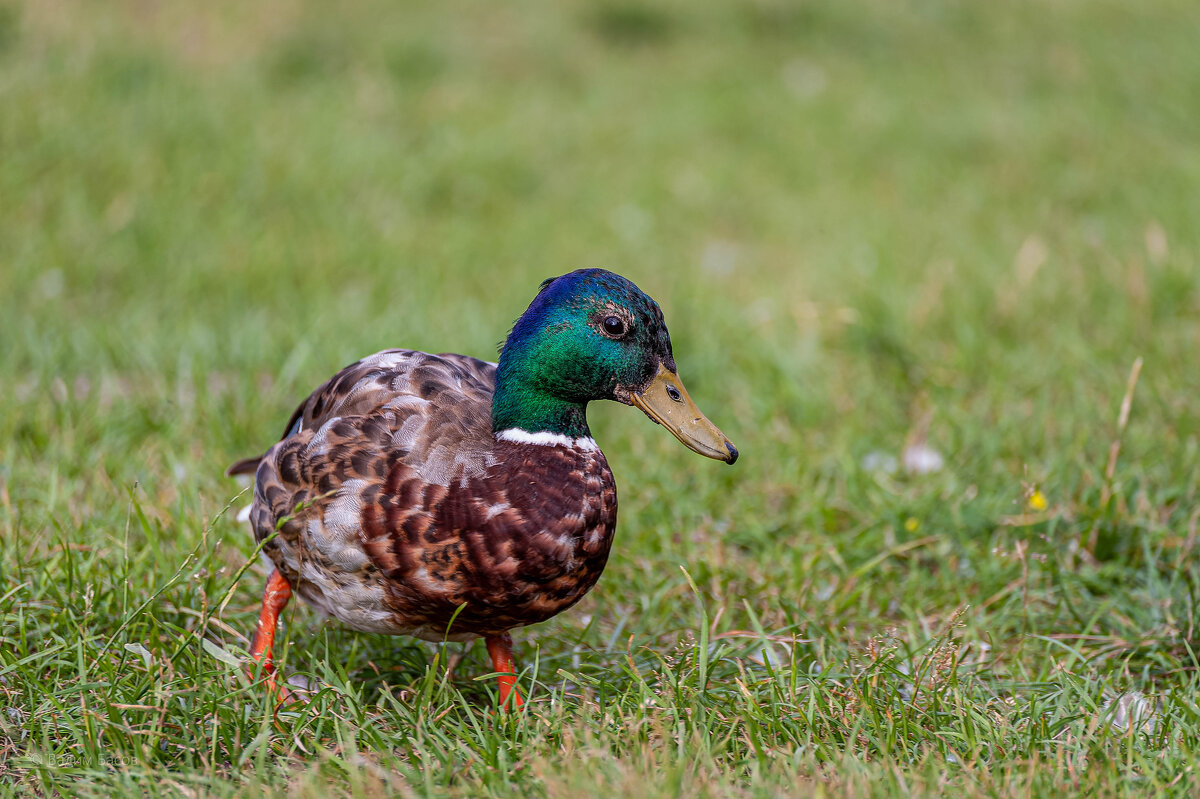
[124,642,154,669]
[896,661,915,702]
[201,639,244,668]
[1102,691,1158,734]
[902,444,944,474]
[285,674,317,695]
[5,708,28,741]
[861,451,898,474]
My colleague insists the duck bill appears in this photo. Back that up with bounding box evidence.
[630,364,738,464]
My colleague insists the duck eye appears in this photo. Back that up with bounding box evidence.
[602,316,626,337]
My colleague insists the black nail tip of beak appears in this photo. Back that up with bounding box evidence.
[725,442,739,464]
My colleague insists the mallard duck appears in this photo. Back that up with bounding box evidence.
[228,268,737,707]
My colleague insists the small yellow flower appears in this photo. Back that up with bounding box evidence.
[1028,490,1048,511]
[904,517,920,532]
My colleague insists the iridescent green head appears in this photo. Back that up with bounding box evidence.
[493,268,737,464]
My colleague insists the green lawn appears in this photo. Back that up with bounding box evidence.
[2,0,1199,795]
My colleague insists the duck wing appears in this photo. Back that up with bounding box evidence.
[226,349,497,478]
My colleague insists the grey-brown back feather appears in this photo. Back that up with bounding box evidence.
[227,349,498,482]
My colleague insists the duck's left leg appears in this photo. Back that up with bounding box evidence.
[485,632,524,710]
[249,569,293,701]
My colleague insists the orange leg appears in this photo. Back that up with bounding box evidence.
[485,633,524,710]
[249,570,292,702]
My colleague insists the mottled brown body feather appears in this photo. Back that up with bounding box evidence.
[240,349,618,642]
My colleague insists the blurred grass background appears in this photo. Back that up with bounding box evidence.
[2,0,1199,795]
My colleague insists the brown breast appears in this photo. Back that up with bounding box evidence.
[253,431,618,640]
[361,438,618,637]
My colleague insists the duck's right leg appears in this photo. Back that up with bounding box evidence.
[249,569,293,702]
[485,632,524,710]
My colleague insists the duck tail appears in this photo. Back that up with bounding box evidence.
[225,456,262,477]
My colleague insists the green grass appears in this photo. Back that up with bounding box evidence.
[2,0,1199,795]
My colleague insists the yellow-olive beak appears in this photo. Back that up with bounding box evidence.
[630,363,738,464]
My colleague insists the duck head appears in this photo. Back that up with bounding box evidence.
[492,268,738,464]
